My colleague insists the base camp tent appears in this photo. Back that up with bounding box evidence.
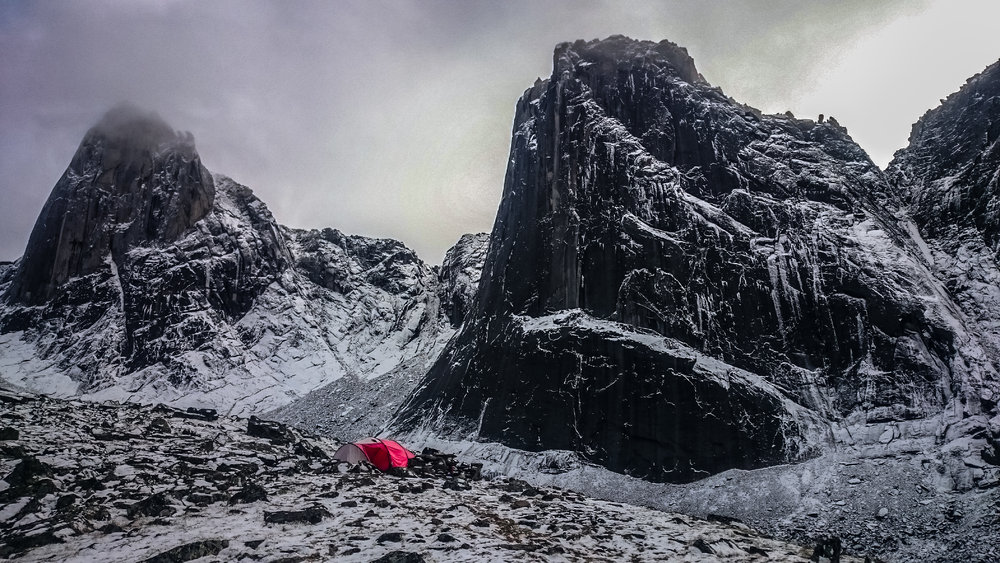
[332,438,415,471]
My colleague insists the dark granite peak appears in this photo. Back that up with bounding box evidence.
[397,37,980,483]
[889,57,1000,245]
[89,103,185,149]
[7,105,214,304]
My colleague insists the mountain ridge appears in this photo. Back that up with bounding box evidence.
[1,34,1000,563]
[0,107,488,418]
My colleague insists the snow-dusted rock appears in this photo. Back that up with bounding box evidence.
[888,58,1000,415]
[398,36,999,483]
[7,104,216,306]
[438,232,490,327]
[0,107,487,419]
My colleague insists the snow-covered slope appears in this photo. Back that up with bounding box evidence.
[403,419,999,563]
[264,231,489,440]
[0,105,487,418]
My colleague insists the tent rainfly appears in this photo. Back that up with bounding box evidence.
[332,438,415,471]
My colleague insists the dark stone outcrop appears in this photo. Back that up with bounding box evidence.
[127,492,177,518]
[437,233,489,327]
[405,448,483,481]
[229,482,268,504]
[142,539,229,563]
[0,456,55,501]
[371,552,426,563]
[399,36,986,482]
[0,529,64,558]
[146,417,171,434]
[263,506,329,525]
[810,536,842,563]
[247,416,295,444]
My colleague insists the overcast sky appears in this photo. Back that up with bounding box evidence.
[3,1,1000,263]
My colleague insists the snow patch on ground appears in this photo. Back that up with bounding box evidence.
[0,332,78,397]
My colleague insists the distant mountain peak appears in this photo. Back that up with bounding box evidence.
[0,102,490,423]
[7,104,213,304]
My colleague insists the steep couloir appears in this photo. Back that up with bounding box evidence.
[888,59,1000,416]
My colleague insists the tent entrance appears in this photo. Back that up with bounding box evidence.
[332,437,415,471]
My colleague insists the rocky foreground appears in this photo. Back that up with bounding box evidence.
[0,390,857,562]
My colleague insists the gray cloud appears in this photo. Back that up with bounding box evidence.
[3,0,996,263]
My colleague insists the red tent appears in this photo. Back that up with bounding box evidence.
[332,438,415,471]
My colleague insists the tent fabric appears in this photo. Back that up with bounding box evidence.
[332,438,415,471]
[331,443,369,464]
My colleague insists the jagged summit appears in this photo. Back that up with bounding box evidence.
[893,58,1000,181]
[553,35,706,86]
[889,57,1000,246]
[8,104,213,304]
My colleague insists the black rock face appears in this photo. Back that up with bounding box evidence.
[891,60,1000,246]
[0,105,290,382]
[8,104,215,305]
[399,36,991,482]
[0,166,291,384]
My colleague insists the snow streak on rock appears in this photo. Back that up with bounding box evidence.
[889,58,1000,415]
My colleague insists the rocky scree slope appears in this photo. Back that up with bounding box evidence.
[0,104,487,417]
[422,411,999,562]
[0,389,846,562]
[398,36,1000,485]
